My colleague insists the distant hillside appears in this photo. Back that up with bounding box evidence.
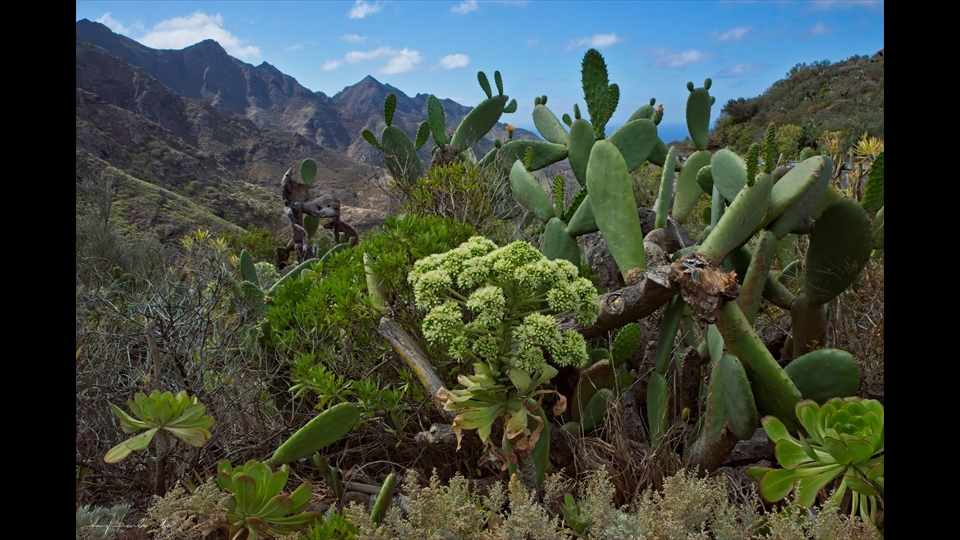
[75,19,543,165]
[75,19,554,244]
[711,49,883,157]
[76,41,393,242]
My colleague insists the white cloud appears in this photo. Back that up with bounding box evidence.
[452,1,479,13]
[439,54,470,69]
[286,43,303,51]
[451,0,528,13]
[650,48,714,69]
[122,11,262,61]
[349,1,382,19]
[340,34,368,43]
[806,0,883,11]
[327,46,424,74]
[801,22,834,39]
[565,33,622,50]
[96,12,145,36]
[709,26,750,42]
[716,63,761,77]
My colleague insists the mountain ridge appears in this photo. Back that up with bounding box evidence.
[76,18,551,244]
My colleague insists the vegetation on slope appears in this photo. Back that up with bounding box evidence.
[711,51,883,159]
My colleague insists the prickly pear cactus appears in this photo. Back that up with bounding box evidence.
[685,79,715,151]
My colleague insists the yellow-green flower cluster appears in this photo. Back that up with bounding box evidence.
[421,300,463,347]
[408,237,600,367]
[466,285,506,327]
[513,313,590,371]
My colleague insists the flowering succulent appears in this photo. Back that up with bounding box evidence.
[409,238,600,453]
[746,397,884,528]
[104,390,214,463]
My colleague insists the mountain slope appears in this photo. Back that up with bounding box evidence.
[75,19,544,163]
[711,50,884,155]
[76,41,393,241]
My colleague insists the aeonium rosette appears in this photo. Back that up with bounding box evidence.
[746,397,884,529]
[409,237,600,455]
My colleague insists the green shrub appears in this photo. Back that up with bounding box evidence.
[401,160,515,241]
[265,214,476,422]
[222,224,286,265]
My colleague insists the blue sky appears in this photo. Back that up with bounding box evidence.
[76,1,884,143]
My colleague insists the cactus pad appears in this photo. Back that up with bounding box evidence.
[803,199,872,305]
[495,140,568,172]
[271,402,359,466]
[861,151,884,212]
[565,194,599,236]
[567,118,596,187]
[698,170,773,266]
[720,353,759,440]
[587,140,647,282]
[607,119,659,173]
[510,160,557,221]
[685,79,713,150]
[674,150,713,223]
[711,149,747,203]
[300,158,317,188]
[784,349,861,405]
[239,249,260,287]
[450,95,510,151]
[764,155,832,238]
[611,323,642,367]
[532,103,569,144]
[541,216,581,267]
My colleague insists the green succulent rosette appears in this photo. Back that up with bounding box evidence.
[746,397,884,528]
[105,390,215,463]
[212,460,321,539]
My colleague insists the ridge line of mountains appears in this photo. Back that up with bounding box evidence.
[75,18,545,241]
